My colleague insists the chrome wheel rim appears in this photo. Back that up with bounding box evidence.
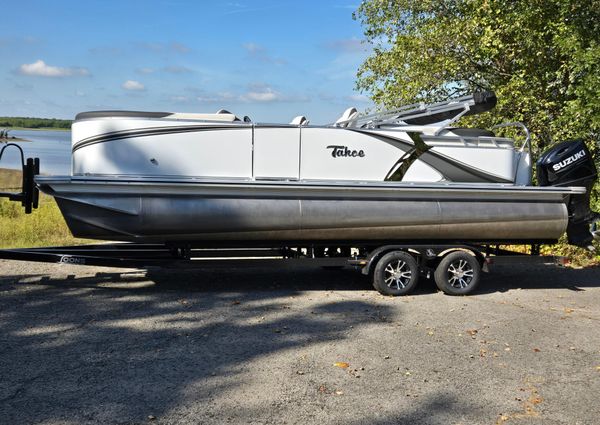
[447,259,474,289]
[384,259,412,290]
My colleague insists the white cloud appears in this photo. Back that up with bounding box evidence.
[222,4,279,16]
[170,95,189,103]
[89,46,122,55]
[139,41,191,54]
[345,94,370,103]
[240,83,280,102]
[239,84,309,103]
[163,65,193,74]
[171,42,190,53]
[196,92,236,103]
[242,42,286,65]
[334,4,359,10]
[171,84,308,106]
[18,60,90,77]
[122,80,145,91]
[244,88,279,102]
[136,67,155,74]
[243,42,261,54]
[324,38,366,53]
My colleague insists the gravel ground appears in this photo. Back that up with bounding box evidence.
[1,259,599,425]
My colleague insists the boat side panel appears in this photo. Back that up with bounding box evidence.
[431,145,516,182]
[253,127,300,179]
[72,129,253,178]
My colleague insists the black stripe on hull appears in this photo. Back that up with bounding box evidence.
[72,125,250,152]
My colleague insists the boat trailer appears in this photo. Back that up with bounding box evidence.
[0,242,567,296]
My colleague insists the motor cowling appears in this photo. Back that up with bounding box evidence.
[537,140,598,248]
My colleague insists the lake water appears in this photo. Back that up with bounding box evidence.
[0,129,71,175]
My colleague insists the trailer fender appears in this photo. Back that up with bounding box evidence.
[357,245,486,276]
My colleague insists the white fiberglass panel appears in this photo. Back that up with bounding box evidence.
[301,128,396,181]
[300,128,442,182]
[254,127,300,179]
[73,129,252,178]
[432,146,515,181]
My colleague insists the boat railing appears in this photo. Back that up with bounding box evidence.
[491,122,531,153]
[422,135,516,149]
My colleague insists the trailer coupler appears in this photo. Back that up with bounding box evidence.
[0,143,39,213]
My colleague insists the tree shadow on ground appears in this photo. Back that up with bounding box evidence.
[1,261,597,423]
[471,264,600,295]
[1,261,597,297]
[0,264,372,293]
[0,264,388,424]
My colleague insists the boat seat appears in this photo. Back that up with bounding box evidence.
[75,110,171,120]
[290,115,309,126]
[216,109,250,122]
[335,107,358,127]
[446,128,496,137]
[167,112,238,122]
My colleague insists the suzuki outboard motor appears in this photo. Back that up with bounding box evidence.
[537,140,599,248]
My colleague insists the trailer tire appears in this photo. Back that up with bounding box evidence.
[373,251,419,296]
[434,251,480,295]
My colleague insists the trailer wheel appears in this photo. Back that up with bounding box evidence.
[434,251,481,295]
[373,251,419,296]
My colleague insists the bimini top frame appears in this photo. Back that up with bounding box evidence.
[338,91,498,131]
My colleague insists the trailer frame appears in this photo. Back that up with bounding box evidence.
[0,242,567,295]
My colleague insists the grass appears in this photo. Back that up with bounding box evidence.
[540,238,600,267]
[500,238,599,267]
[0,168,88,248]
[0,195,89,248]
[0,194,90,249]
[0,168,23,191]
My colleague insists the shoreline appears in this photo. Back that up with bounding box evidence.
[5,127,70,132]
[1,136,30,142]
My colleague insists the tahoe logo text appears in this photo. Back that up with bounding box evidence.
[552,149,586,172]
[326,145,365,158]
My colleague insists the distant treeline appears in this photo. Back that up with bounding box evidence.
[0,117,72,129]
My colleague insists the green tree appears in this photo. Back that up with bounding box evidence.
[0,117,72,129]
[354,0,600,153]
[355,1,600,257]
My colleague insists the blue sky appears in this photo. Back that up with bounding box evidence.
[0,1,372,124]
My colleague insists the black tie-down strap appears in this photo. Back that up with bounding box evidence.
[0,143,39,213]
